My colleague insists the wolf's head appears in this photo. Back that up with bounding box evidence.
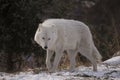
[34,24,58,50]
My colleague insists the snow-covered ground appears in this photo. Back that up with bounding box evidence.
[0,56,120,80]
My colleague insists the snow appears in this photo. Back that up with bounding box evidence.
[0,57,120,80]
[103,56,120,66]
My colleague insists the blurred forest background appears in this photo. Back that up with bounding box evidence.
[0,0,120,72]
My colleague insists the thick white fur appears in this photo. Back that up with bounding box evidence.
[34,19,102,72]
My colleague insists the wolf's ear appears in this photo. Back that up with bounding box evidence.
[38,23,42,27]
[51,24,55,27]
[51,24,57,33]
[37,23,42,31]
[51,24,56,30]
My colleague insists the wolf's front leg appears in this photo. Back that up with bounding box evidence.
[46,50,54,71]
[50,49,63,72]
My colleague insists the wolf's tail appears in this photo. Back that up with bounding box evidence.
[92,45,102,63]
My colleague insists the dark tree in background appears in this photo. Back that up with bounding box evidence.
[0,0,47,71]
[0,0,120,72]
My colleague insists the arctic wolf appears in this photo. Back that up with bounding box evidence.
[34,19,102,72]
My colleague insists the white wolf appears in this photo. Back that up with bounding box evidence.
[34,19,102,72]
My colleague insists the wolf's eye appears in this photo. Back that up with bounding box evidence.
[48,38,50,40]
[42,37,45,40]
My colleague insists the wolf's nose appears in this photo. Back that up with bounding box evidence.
[44,46,48,49]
